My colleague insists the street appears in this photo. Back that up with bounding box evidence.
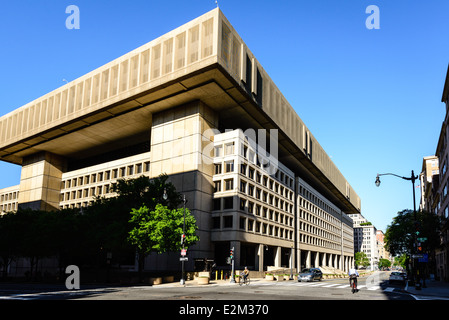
[0,272,418,301]
[3,271,449,318]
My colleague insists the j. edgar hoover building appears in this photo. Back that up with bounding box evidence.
[0,8,360,275]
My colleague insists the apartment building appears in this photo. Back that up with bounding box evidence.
[348,213,378,270]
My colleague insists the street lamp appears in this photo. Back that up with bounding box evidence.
[375,170,421,289]
[163,189,187,286]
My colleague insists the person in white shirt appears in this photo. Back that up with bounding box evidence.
[348,268,359,290]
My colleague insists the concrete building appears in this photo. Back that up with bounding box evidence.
[349,213,378,270]
[435,65,449,281]
[419,155,439,214]
[0,8,360,274]
[376,230,391,265]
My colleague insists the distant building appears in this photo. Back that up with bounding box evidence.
[348,213,378,270]
[376,230,391,266]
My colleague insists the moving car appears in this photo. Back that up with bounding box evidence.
[298,268,323,282]
[389,271,406,284]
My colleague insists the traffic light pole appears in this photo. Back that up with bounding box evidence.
[230,247,235,283]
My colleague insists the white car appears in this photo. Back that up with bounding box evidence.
[389,272,406,284]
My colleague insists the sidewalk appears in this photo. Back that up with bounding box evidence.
[403,279,449,298]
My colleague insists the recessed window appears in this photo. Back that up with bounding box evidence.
[225,179,233,191]
[224,216,233,228]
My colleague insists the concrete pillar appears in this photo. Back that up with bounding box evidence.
[297,249,301,271]
[314,252,319,268]
[256,244,264,272]
[18,152,66,211]
[322,253,327,267]
[148,101,219,270]
[274,246,281,268]
[306,251,311,268]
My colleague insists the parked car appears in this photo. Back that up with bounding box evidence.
[389,271,406,284]
[298,268,323,282]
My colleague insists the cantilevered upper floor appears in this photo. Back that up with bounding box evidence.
[0,8,360,213]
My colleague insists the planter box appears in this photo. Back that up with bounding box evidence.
[265,274,274,281]
[197,277,209,285]
[150,277,162,285]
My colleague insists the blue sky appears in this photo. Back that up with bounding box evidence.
[0,0,448,232]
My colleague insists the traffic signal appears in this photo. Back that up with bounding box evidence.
[230,248,234,260]
[414,221,421,236]
[181,234,186,246]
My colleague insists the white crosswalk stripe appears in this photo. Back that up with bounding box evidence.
[253,280,394,292]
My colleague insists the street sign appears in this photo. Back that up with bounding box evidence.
[181,249,187,256]
[412,254,424,259]
[418,254,429,263]
[418,237,427,242]
[180,257,188,261]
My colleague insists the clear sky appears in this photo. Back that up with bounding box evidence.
[0,0,448,232]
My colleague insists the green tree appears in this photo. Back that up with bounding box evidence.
[378,258,391,269]
[384,209,444,257]
[355,252,370,268]
[83,174,181,269]
[0,212,22,278]
[128,204,199,279]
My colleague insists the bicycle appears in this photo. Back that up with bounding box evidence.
[239,273,250,286]
[350,276,358,294]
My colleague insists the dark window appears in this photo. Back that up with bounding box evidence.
[224,216,233,228]
[223,197,233,209]
[213,198,221,211]
[212,217,221,229]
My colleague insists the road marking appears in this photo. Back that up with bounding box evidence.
[308,282,329,287]
[367,286,381,291]
[322,283,341,288]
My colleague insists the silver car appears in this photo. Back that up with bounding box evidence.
[298,268,323,282]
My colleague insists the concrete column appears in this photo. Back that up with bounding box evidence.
[274,246,282,268]
[256,244,264,272]
[322,253,327,267]
[18,152,66,211]
[314,252,319,268]
[306,250,311,268]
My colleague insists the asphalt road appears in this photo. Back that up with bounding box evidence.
[0,271,411,301]
[1,272,431,319]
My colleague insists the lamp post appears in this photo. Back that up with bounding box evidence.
[163,189,187,286]
[375,170,421,289]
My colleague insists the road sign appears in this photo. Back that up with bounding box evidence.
[180,257,188,261]
[412,254,424,259]
[418,237,427,242]
[419,254,429,263]
[181,249,187,256]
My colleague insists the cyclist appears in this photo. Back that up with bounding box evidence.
[348,268,359,292]
[241,267,249,283]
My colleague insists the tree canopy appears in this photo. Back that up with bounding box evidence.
[384,209,444,257]
[0,174,199,282]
